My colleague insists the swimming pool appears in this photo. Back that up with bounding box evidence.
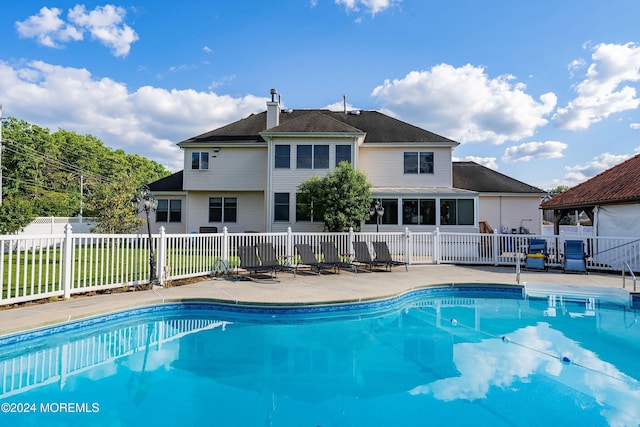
[1,285,639,426]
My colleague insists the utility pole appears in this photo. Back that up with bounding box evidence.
[80,175,83,217]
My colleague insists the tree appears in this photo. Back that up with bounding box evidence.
[0,197,34,234]
[297,162,372,232]
[548,185,569,194]
[1,117,171,223]
[86,178,145,234]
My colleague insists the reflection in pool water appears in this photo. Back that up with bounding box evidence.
[1,289,639,426]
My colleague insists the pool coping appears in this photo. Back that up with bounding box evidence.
[0,264,636,339]
[0,282,526,346]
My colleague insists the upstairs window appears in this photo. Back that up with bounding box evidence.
[313,145,329,169]
[335,145,352,166]
[296,145,330,169]
[192,152,209,170]
[275,145,290,169]
[297,145,312,169]
[404,152,433,174]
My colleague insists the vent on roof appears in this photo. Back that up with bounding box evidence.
[348,110,361,115]
[283,108,293,113]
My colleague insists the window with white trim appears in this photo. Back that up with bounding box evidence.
[274,193,290,221]
[440,199,474,225]
[156,199,182,223]
[192,152,210,170]
[208,197,237,222]
[404,152,433,174]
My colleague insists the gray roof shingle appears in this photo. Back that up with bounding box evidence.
[179,109,457,146]
[453,162,546,194]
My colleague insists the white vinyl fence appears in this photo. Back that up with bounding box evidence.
[2,226,639,306]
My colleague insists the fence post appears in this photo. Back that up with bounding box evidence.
[434,227,440,264]
[222,227,229,266]
[62,223,73,299]
[286,227,293,261]
[157,227,166,286]
[404,227,412,265]
[348,227,355,255]
[493,229,499,266]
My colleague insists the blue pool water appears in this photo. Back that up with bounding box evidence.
[1,286,640,427]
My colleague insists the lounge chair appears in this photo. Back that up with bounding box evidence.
[319,241,356,273]
[352,241,387,271]
[372,241,408,271]
[256,243,296,277]
[295,244,334,274]
[563,240,587,273]
[524,238,547,271]
[237,245,275,278]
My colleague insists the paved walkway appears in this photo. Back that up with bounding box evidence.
[0,264,636,336]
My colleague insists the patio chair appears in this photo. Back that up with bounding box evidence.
[372,241,408,272]
[563,240,587,274]
[524,238,547,271]
[237,245,276,278]
[256,243,296,277]
[295,244,335,275]
[319,241,356,273]
[352,241,387,271]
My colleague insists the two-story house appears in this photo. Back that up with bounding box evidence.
[148,89,546,234]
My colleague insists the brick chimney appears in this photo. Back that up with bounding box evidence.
[266,88,280,129]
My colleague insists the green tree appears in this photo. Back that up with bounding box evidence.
[548,185,569,194]
[0,197,35,234]
[297,162,372,232]
[1,117,171,225]
[87,178,145,233]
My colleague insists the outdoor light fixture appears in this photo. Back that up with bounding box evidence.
[131,185,159,287]
[370,200,385,233]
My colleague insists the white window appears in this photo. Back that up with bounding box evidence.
[192,152,210,170]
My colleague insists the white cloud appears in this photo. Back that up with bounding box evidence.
[453,156,498,170]
[15,5,138,57]
[502,141,567,162]
[371,64,557,145]
[15,7,83,48]
[554,42,640,130]
[335,0,399,15]
[631,123,640,129]
[203,46,213,54]
[562,152,632,185]
[0,60,266,171]
[567,58,586,79]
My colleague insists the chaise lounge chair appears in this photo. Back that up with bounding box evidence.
[524,238,547,271]
[319,241,356,273]
[295,244,334,275]
[256,242,297,277]
[352,241,387,271]
[563,240,587,274]
[237,245,276,278]
[372,241,408,271]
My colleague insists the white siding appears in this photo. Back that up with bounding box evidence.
[183,147,267,191]
[478,195,543,234]
[359,147,453,187]
[186,191,265,233]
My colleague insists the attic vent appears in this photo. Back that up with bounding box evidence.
[283,109,293,113]
[348,110,361,115]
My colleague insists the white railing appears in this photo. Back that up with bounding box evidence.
[2,226,640,306]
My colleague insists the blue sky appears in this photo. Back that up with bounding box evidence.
[2,1,640,191]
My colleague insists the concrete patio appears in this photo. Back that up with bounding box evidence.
[0,263,635,337]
